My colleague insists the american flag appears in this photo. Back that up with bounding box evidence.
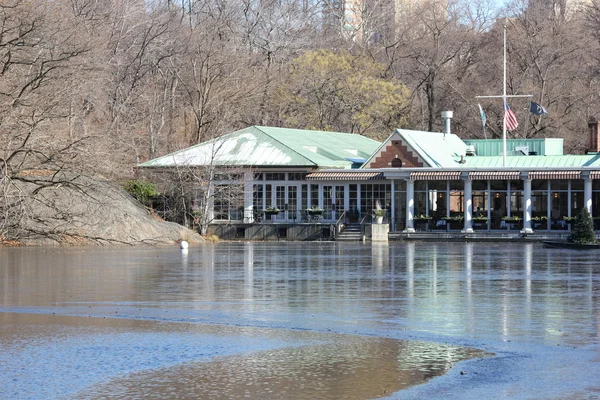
[504,102,519,131]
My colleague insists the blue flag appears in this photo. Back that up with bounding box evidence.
[478,103,486,126]
[530,101,548,115]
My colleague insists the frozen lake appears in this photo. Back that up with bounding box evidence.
[1,242,599,399]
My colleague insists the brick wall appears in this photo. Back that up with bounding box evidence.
[367,139,424,168]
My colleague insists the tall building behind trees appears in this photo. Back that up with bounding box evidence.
[321,0,448,42]
[527,0,592,19]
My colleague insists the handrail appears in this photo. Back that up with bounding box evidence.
[359,214,368,237]
[332,211,347,238]
[335,210,346,226]
[359,214,368,225]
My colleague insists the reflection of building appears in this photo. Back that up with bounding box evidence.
[138,117,600,237]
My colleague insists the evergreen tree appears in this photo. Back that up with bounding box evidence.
[570,208,597,245]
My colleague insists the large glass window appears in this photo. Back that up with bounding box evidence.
[551,191,569,230]
[361,184,391,214]
[310,184,319,208]
[491,192,507,229]
[335,185,345,216]
[275,185,286,221]
[323,185,333,220]
[571,191,584,213]
[532,191,548,230]
[472,191,488,222]
[213,183,244,221]
[301,184,308,212]
[428,181,447,219]
[449,188,463,215]
[288,186,298,221]
[253,184,264,215]
[265,184,272,208]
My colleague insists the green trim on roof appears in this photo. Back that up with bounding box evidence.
[462,154,600,168]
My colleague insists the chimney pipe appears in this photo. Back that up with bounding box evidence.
[441,111,453,136]
[588,117,600,153]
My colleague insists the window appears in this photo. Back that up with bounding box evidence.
[288,172,307,181]
[213,183,244,221]
[265,173,285,181]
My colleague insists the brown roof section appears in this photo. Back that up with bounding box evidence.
[468,171,521,180]
[410,171,461,180]
[306,172,384,181]
[529,171,581,180]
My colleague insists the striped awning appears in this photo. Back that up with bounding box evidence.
[410,171,461,180]
[468,171,521,180]
[305,171,384,181]
[529,171,581,180]
[590,171,600,179]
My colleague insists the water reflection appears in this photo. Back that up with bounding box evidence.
[83,336,482,400]
[1,242,599,398]
[1,243,598,347]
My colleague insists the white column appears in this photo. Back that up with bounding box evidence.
[357,184,362,215]
[207,184,215,222]
[344,185,350,213]
[462,179,473,233]
[243,171,254,223]
[522,178,533,233]
[584,177,593,214]
[318,184,323,209]
[391,180,396,231]
[404,179,415,232]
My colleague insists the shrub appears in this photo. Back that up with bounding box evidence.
[122,180,158,206]
[570,208,596,245]
[373,209,386,217]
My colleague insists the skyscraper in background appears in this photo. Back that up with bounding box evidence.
[527,0,591,19]
[322,0,448,42]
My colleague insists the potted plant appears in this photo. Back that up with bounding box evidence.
[414,214,432,221]
[502,215,522,229]
[413,214,432,231]
[532,215,548,229]
[442,215,463,230]
[307,206,324,216]
[373,208,386,224]
[472,215,489,230]
[263,207,280,217]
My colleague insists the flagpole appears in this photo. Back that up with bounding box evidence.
[475,24,531,165]
[503,24,507,167]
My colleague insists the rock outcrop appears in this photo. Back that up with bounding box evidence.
[7,171,201,246]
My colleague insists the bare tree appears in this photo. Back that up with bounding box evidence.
[0,0,94,238]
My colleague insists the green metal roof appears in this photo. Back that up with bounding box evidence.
[362,129,467,168]
[464,138,564,156]
[397,129,467,167]
[138,126,381,169]
[462,154,600,168]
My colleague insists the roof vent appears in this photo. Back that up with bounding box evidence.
[515,146,529,155]
[465,145,476,156]
[441,111,453,136]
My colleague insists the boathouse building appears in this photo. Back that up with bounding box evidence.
[138,118,600,235]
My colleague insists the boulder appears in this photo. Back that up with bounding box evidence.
[7,171,202,246]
